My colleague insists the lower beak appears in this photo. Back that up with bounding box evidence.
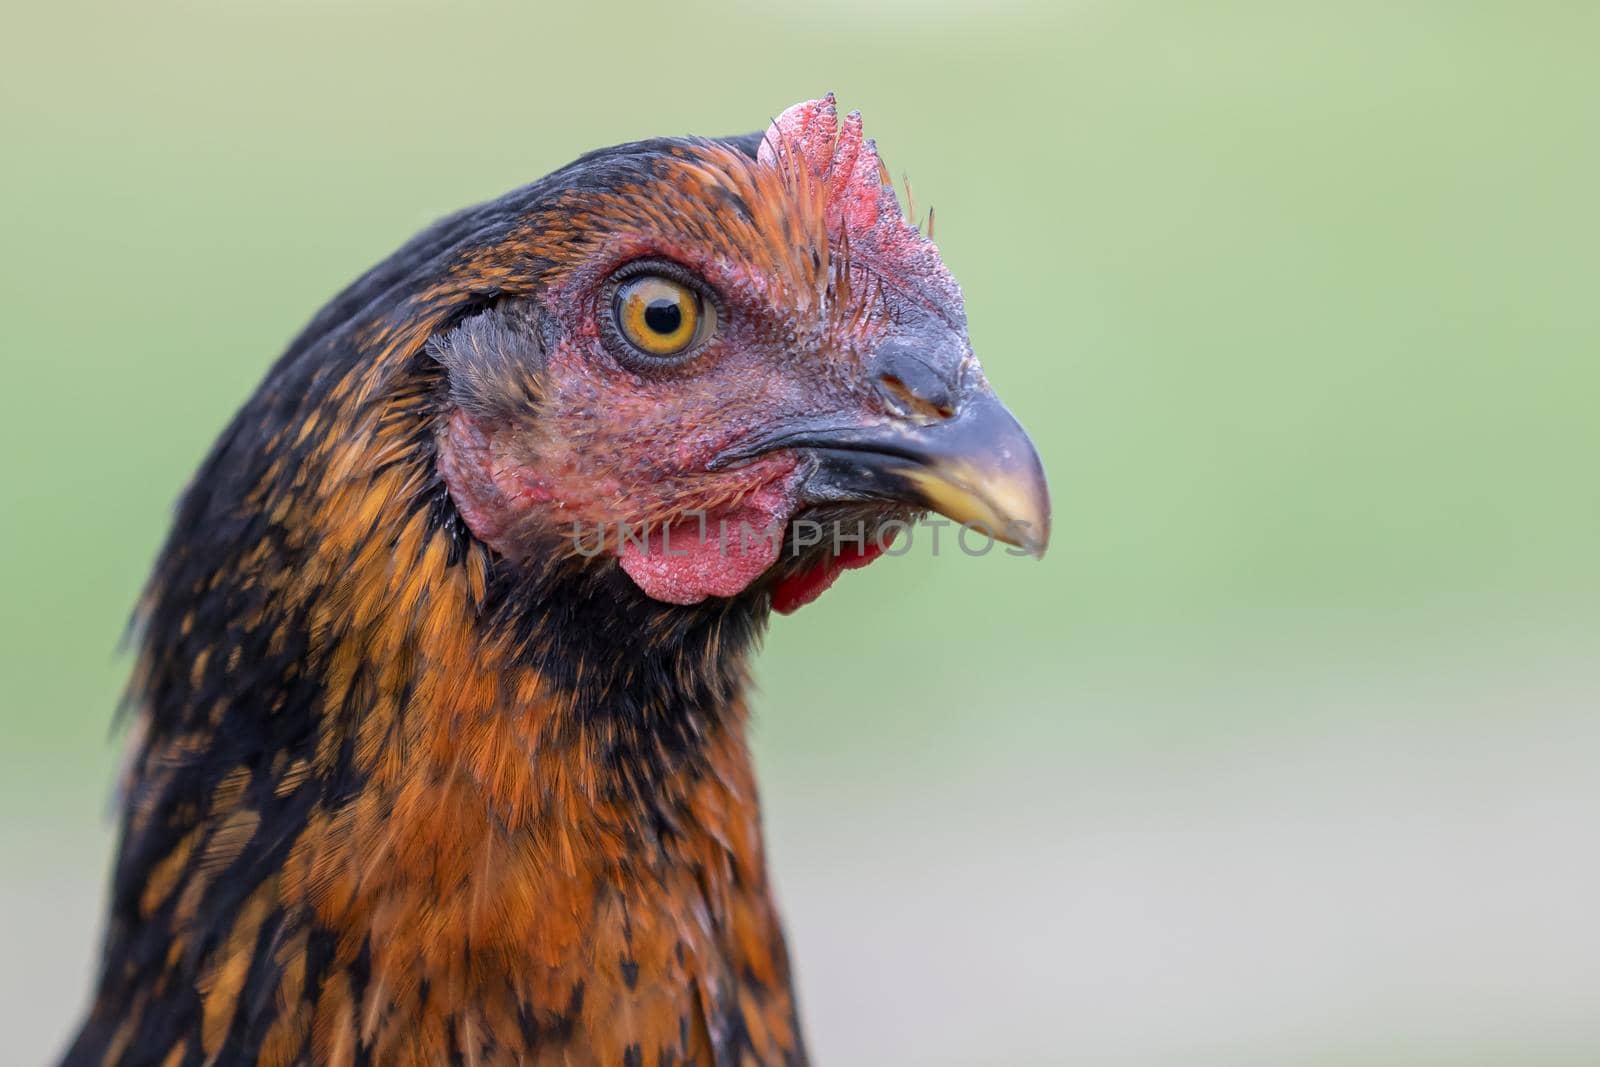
[721,390,1051,557]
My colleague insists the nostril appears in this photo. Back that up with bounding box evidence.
[877,372,957,421]
[870,338,964,419]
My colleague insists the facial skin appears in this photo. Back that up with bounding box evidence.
[434,96,1046,611]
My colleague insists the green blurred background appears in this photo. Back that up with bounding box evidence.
[4,1,1597,1063]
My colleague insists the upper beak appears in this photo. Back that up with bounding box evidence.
[712,387,1052,557]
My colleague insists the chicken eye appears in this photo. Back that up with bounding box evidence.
[614,275,703,358]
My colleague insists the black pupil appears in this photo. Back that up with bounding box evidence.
[643,297,682,336]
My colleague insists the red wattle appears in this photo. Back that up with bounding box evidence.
[770,537,890,615]
[617,487,790,606]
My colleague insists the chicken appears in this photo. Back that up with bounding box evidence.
[61,96,1049,1067]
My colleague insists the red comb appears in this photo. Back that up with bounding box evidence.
[759,94,898,236]
[758,95,962,313]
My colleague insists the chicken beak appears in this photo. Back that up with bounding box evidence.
[892,391,1052,556]
[755,389,1052,557]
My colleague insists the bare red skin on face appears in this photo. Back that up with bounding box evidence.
[434,96,961,611]
[435,411,562,549]
[440,407,896,609]
[440,408,819,605]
